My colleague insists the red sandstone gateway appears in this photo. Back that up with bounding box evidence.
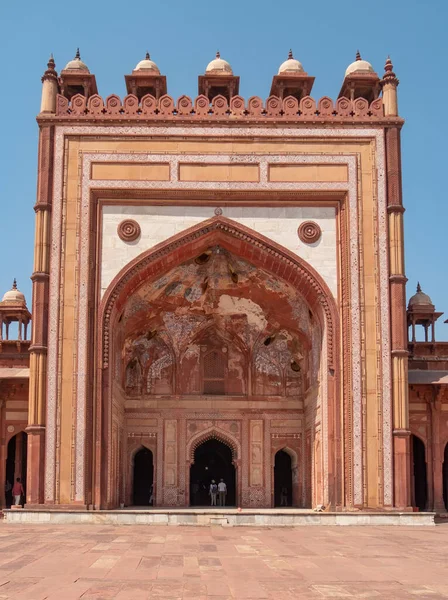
[1,49,447,519]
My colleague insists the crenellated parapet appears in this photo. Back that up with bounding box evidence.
[49,92,393,122]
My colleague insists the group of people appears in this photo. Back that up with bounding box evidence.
[209,478,227,506]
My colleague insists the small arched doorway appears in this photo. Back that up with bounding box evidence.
[274,449,293,507]
[443,442,448,511]
[412,435,427,511]
[190,438,235,506]
[132,447,154,506]
[5,431,27,508]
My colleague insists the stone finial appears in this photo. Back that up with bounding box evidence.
[42,53,58,83]
[75,48,81,59]
[145,51,150,60]
[12,278,17,290]
[356,50,361,61]
[288,49,293,60]
[216,50,220,59]
[417,282,422,293]
[382,55,399,84]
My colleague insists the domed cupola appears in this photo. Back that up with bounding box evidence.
[407,283,443,343]
[2,280,26,305]
[198,51,239,102]
[345,51,374,77]
[205,51,233,75]
[0,280,31,341]
[125,52,167,100]
[338,51,380,103]
[270,50,314,101]
[59,49,98,101]
[278,50,304,74]
[408,282,434,311]
[134,52,160,74]
[63,48,90,72]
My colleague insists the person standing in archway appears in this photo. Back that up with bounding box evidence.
[12,478,24,507]
[280,486,288,506]
[209,480,218,506]
[218,478,227,506]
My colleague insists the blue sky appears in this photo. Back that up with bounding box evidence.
[1,0,447,338]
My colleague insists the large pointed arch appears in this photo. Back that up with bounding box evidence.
[99,216,337,368]
[94,216,340,509]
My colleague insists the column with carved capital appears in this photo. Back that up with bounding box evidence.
[386,115,412,508]
[26,124,54,506]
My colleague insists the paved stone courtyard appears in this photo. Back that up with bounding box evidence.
[0,524,447,599]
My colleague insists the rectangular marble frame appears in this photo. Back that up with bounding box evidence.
[45,126,391,509]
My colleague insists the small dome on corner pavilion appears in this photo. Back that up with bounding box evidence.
[205,51,233,75]
[64,48,90,72]
[1,279,26,304]
[408,283,434,310]
[278,50,304,74]
[134,52,160,74]
[345,51,374,77]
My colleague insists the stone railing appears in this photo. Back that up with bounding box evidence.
[54,93,386,121]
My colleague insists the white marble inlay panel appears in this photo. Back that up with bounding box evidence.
[100,205,337,297]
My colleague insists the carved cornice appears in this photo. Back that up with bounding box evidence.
[36,93,405,125]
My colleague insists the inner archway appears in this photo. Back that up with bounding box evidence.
[412,435,427,511]
[190,439,235,507]
[132,447,154,506]
[5,432,27,508]
[274,449,293,507]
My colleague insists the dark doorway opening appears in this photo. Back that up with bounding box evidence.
[133,447,154,506]
[5,432,27,508]
[274,449,292,507]
[190,439,236,506]
[443,443,448,511]
[412,434,427,511]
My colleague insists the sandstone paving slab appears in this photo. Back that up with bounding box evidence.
[0,524,446,598]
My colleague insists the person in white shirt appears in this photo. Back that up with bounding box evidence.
[218,479,227,506]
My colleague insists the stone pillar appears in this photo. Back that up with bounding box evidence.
[386,121,411,509]
[426,398,434,510]
[0,401,6,508]
[431,392,446,512]
[14,433,23,481]
[26,124,54,506]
